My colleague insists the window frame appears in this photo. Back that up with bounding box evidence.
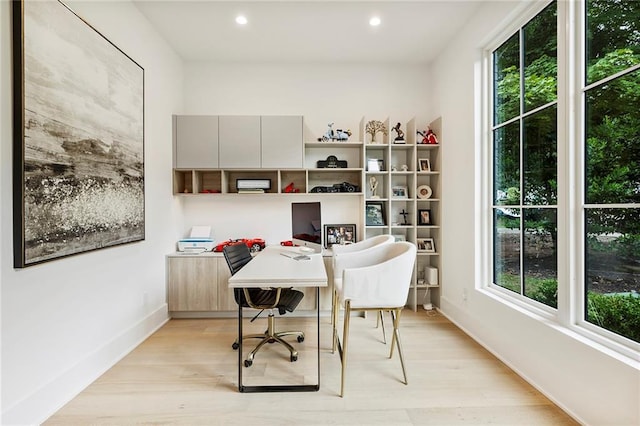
[481,0,640,358]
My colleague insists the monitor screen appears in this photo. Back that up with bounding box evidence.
[291,202,322,253]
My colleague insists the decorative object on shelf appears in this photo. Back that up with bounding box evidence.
[399,209,410,225]
[318,122,352,142]
[12,0,145,267]
[418,209,432,225]
[214,238,266,253]
[417,126,438,144]
[391,164,397,172]
[283,182,300,193]
[425,266,439,285]
[365,120,387,143]
[317,155,348,168]
[416,237,436,253]
[392,186,408,199]
[236,179,271,191]
[369,176,380,199]
[367,158,385,171]
[418,158,431,172]
[366,202,385,226]
[392,122,405,143]
[417,184,433,199]
[393,234,406,242]
[324,224,356,248]
[401,164,409,172]
[310,181,359,193]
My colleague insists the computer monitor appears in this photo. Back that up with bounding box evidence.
[291,202,322,253]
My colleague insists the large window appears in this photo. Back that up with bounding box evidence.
[583,0,640,343]
[492,2,558,309]
[489,0,640,346]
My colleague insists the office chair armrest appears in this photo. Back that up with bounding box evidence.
[243,288,282,310]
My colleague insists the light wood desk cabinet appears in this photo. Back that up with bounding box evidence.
[167,256,218,311]
[167,252,333,316]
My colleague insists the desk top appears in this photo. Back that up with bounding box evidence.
[228,246,328,288]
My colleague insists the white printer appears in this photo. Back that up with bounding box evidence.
[177,226,215,252]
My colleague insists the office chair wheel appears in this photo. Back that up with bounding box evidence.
[244,359,253,367]
[290,354,298,362]
[297,335,305,343]
[232,342,239,350]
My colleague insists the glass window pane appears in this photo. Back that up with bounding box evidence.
[585,69,640,204]
[585,208,640,343]
[524,2,557,112]
[523,105,557,205]
[494,33,520,125]
[494,209,521,294]
[586,0,640,85]
[523,208,557,308]
[494,121,520,205]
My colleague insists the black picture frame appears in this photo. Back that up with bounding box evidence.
[12,0,145,267]
[418,209,432,225]
[366,202,386,226]
[323,224,357,248]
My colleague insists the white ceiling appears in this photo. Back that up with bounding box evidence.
[132,0,486,64]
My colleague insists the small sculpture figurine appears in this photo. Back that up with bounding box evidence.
[318,123,352,142]
[369,176,379,199]
[399,209,409,225]
[417,126,438,144]
[365,120,387,143]
[392,122,405,143]
[401,164,408,172]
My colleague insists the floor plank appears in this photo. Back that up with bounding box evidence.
[44,310,578,425]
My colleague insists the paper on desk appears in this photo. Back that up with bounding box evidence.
[190,226,211,238]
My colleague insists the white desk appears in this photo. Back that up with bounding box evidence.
[228,245,328,392]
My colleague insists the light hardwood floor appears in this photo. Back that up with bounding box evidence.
[45,310,578,425]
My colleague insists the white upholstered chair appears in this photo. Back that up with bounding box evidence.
[330,234,395,351]
[333,241,416,397]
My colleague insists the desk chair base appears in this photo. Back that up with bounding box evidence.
[233,311,304,367]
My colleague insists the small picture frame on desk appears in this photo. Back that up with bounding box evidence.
[324,224,356,248]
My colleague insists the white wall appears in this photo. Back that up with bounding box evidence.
[430,2,639,425]
[0,1,183,424]
[178,62,432,240]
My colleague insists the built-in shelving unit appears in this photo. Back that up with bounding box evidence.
[362,117,442,311]
[171,114,442,311]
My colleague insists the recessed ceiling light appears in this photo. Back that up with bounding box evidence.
[369,16,381,27]
[235,15,248,25]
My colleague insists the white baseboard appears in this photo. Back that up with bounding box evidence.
[2,304,169,426]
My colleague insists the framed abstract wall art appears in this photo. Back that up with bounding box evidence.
[12,0,145,267]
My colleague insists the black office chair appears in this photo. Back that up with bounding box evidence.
[223,243,305,367]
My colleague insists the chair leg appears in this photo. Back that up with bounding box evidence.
[340,300,351,397]
[332,290,339,353]
[377,310,387,344]
[390,308,408,385]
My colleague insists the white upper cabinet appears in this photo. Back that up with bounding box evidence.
[219,115,261,168]
[173,115,219,169]
[261,115,303,169]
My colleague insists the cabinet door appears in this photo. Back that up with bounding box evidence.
[261,116,303,168]
[216,258,238,311]
[174,115,219,168]
[219,116,261,168]
[167,257,218,311]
